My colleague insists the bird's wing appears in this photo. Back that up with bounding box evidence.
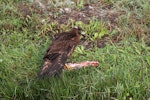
[54,32,76,41]
[38,40,77,78]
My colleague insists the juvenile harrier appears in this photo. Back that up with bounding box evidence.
[38,26,85,78]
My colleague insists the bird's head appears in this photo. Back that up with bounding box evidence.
[72,26,85,36]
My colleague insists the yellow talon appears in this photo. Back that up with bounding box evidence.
[64,64,72,70]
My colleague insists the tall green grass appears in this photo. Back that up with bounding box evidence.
[1,32,150,99]
[0,0,150,100]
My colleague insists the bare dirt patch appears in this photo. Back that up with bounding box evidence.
[17,1,127,48]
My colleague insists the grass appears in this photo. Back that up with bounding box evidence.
[1,36,150,99]
[0,0,150,100]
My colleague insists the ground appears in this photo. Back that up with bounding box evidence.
[0,0,150,100]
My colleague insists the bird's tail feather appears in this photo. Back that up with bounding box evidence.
[38,53,68,79]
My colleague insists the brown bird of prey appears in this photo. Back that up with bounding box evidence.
[38,26,85,78]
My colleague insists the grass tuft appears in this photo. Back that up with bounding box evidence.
[0,0,150,99]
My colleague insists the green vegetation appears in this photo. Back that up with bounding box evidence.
[76,20,110,41]
[0,0,150,100]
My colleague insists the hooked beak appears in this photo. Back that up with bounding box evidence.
[73,26,86,36]
[81,31,86,36]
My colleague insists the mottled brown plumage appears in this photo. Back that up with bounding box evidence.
[38,27,84,78]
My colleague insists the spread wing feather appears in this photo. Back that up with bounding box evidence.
[38,52,68,78]
[38,27,82,78]
[38,40,76,78]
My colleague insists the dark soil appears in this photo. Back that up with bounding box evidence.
[17,1,128,48]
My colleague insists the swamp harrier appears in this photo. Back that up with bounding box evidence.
[38,26,85,78]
